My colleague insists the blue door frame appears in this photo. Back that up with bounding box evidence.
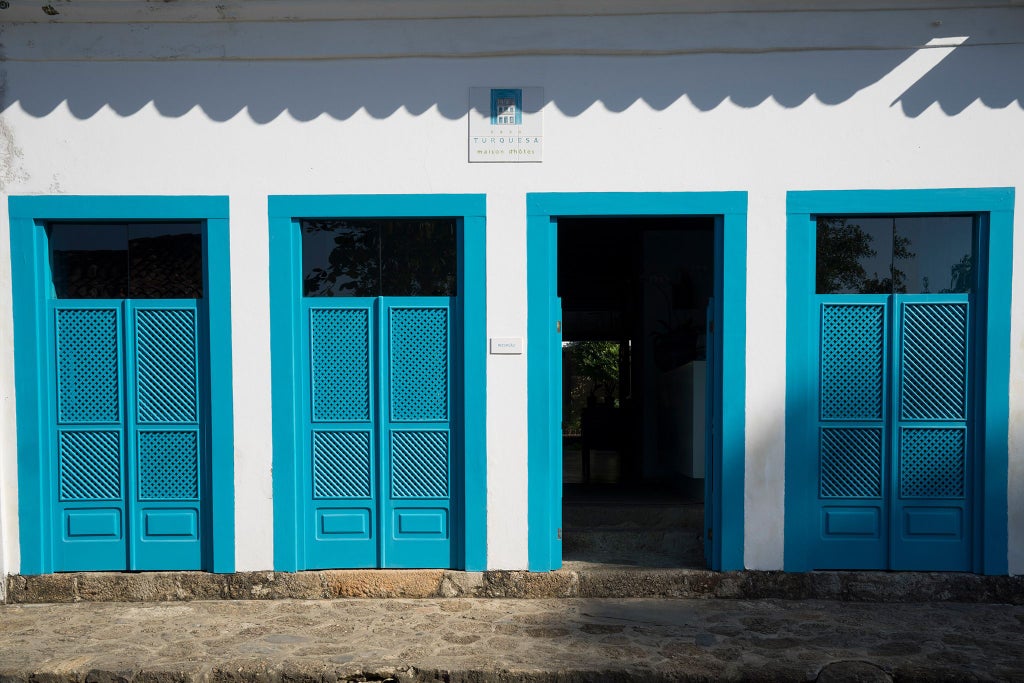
[269,195,487,572]
[785,188,1014,574]
[526,192,748,572]
[8,195,235,574]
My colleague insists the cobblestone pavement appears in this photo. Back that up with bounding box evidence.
[1,597,1022,682]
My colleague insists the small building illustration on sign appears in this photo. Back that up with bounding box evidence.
[469,87,543,163]
[491,89,522,126]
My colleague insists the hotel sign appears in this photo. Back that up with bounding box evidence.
[469,87,543,163]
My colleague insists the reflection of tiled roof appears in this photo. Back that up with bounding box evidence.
[53,234,202,299]
[130,235,202,298]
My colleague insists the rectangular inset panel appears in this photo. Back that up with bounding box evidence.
[144,509,198,538]
[820,427,883,498]
[65,509,121,538]
[391,431,449,498]
[899,427,966,499]
[59,430,122,501]
[903,507,962,538]
[312,430,372,498]
[137,430,200,500]
[820,304,884,421]
[318,509,371,538]
[389,307,449,422]
[823,507,880,537]
[900,303,968,421]
[135,308,199,423]
[311,308,371,422]
[56,308,120,423]
[394,509,448,537]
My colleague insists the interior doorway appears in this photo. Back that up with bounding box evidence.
[558,217,714,568]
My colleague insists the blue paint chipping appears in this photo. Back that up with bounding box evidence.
[269,195,486,572]
[785,188,1013,575]
[526,193,747,572]
[8,195,234,574]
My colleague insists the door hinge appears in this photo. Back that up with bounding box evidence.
[707,527,713,540]
[556,320,562,333]
[557,528,562,540]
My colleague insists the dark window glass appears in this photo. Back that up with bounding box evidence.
[301,218,457,297]
[816,215,974,294]
[301,220,380,297]
[893,216,974,294]
[49,222,203,299]
[381,220,456,296]
[50,224,129,299]
[816,217,894,294]
[128,223,203,298]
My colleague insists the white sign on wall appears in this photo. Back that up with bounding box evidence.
[469,87,543,163]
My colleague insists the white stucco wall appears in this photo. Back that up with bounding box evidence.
[1,0,1022,574]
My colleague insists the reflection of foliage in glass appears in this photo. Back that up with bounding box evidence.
[562,341,620,433]
[302,220,378,297]
[941,253,973,293]
[816,218,914,294]
[380,221,457,296]
[302,219,456,297]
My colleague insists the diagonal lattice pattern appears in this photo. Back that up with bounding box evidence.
[820,303,885,421]
[135,308,199,424]
[312,430,372,498]
[138,430,200,500]
[391,431,449,499]
[57,308,120,424]
[59,430,122,501]
[900,427,965,499]
[389,307,449,422]
[819,427,883,498]
[311,308,371,422]
[900,303,968,421]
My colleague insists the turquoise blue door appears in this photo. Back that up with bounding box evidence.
[808,215,977,571]
[48,300,204,571]
[813,295,972,570]
[45,221,207,572]
[297,216,459,569]
[302,297,454,568]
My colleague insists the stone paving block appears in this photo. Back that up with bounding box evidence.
[438,571,485,597]
[322,569,444,598]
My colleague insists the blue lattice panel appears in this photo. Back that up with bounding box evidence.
[135,308,199,424]
[819,427,883,498]
[59,430,122,501]
[312,430,372,499]
[137,430,200,500]
[820,303,885,421]
[899,427,966,499]
[900,303,968,421]
[389,307,449,422]
[391,431,449,499]
[311,307,372,422]
[56,308,121,424]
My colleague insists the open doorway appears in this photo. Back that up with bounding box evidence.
[558,217,714,568]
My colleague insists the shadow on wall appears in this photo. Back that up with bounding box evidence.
[0,21,1021,122]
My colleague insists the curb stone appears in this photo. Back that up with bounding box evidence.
[5,568,1024,604]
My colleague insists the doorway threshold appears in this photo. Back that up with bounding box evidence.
[562,485,706,570]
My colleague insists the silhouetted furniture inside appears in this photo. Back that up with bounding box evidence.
[580,403,624,484]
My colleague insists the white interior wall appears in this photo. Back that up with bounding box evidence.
[0,4,1021,573]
